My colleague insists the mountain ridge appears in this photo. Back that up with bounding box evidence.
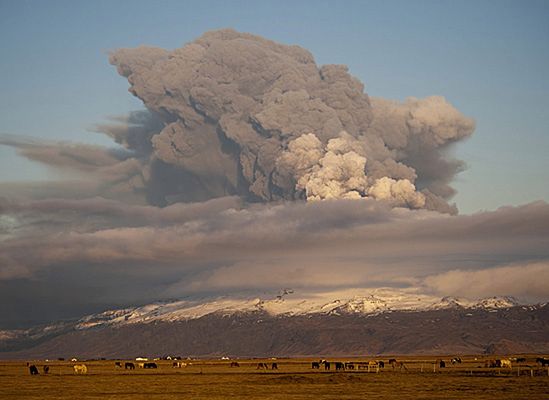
[1,291,547,359]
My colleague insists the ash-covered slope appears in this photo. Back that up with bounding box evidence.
[1,291,546,359]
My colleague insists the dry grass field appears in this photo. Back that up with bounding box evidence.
[1,356,547,399]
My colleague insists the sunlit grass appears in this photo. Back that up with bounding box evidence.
[0,356,547,399]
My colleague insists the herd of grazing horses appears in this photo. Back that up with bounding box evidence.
[311,359,388,371]
[26,356,549,375]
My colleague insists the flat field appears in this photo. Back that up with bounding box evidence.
[1,356,547,399]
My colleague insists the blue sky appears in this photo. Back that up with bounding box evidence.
[1,0,548,213]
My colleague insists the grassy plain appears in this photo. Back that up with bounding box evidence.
[0,356,547,399]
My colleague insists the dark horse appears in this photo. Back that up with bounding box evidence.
[536,357,549,366]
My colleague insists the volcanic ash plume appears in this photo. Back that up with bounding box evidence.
[107,29,474,212]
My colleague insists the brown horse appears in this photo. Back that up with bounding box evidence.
[389,359,408,371]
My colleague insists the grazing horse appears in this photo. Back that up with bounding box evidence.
[125,362,135,370]
[500,359,512,369]
[256,362,269,370]
[335,362,345,371]
[311,362,320,369]
[368,361,379,372]
[28,365,39,375]
[389,359,407,371]
[173,362,187,368]
[143,362,158,369]
[536,357,549,367]
[73,364,87,374]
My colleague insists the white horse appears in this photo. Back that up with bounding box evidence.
[73,364,87,374]
[500,359,512,369]
[368,361,380,373]
[173,362,187,368]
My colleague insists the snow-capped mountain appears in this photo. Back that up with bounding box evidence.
[0,289,529,339]
[1,289,546,359]
[73,289,523,329]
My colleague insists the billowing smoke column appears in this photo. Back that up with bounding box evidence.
[107,29,474,213]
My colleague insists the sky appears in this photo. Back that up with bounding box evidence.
[0,0,548,328]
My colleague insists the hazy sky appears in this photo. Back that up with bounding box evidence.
[0,1,548,328]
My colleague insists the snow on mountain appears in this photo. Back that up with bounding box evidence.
[428,296,474,310]
[71,289,526,329]
[0,290,536,348]
[472,296,519,310]
[0,330,24,341]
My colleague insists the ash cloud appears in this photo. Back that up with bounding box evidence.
[102,29,474,212]
[1,197,548,326]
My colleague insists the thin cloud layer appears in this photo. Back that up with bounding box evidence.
[424,262,549,301]
[1,197,548,326]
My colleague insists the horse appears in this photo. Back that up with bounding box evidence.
[311,362,320,369]
[73,364,87,374]
[143,362,157,369]
[389,359,407,371]
[438,359,446,368]
[335,362,345,371]
[230,361,240,368]
[271,363,278,370]
[28,365,39,375]
[173,361,187,368]
[125,362,135,370]
[451,357,462,364]
[536,357,549,366]
[256,362,269,370]
[115,362,122,368]
[378,360,385,368]
[345,362,355,370]
[368,361,379,372]
[42,365,50,374]
[500,359,512,369]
